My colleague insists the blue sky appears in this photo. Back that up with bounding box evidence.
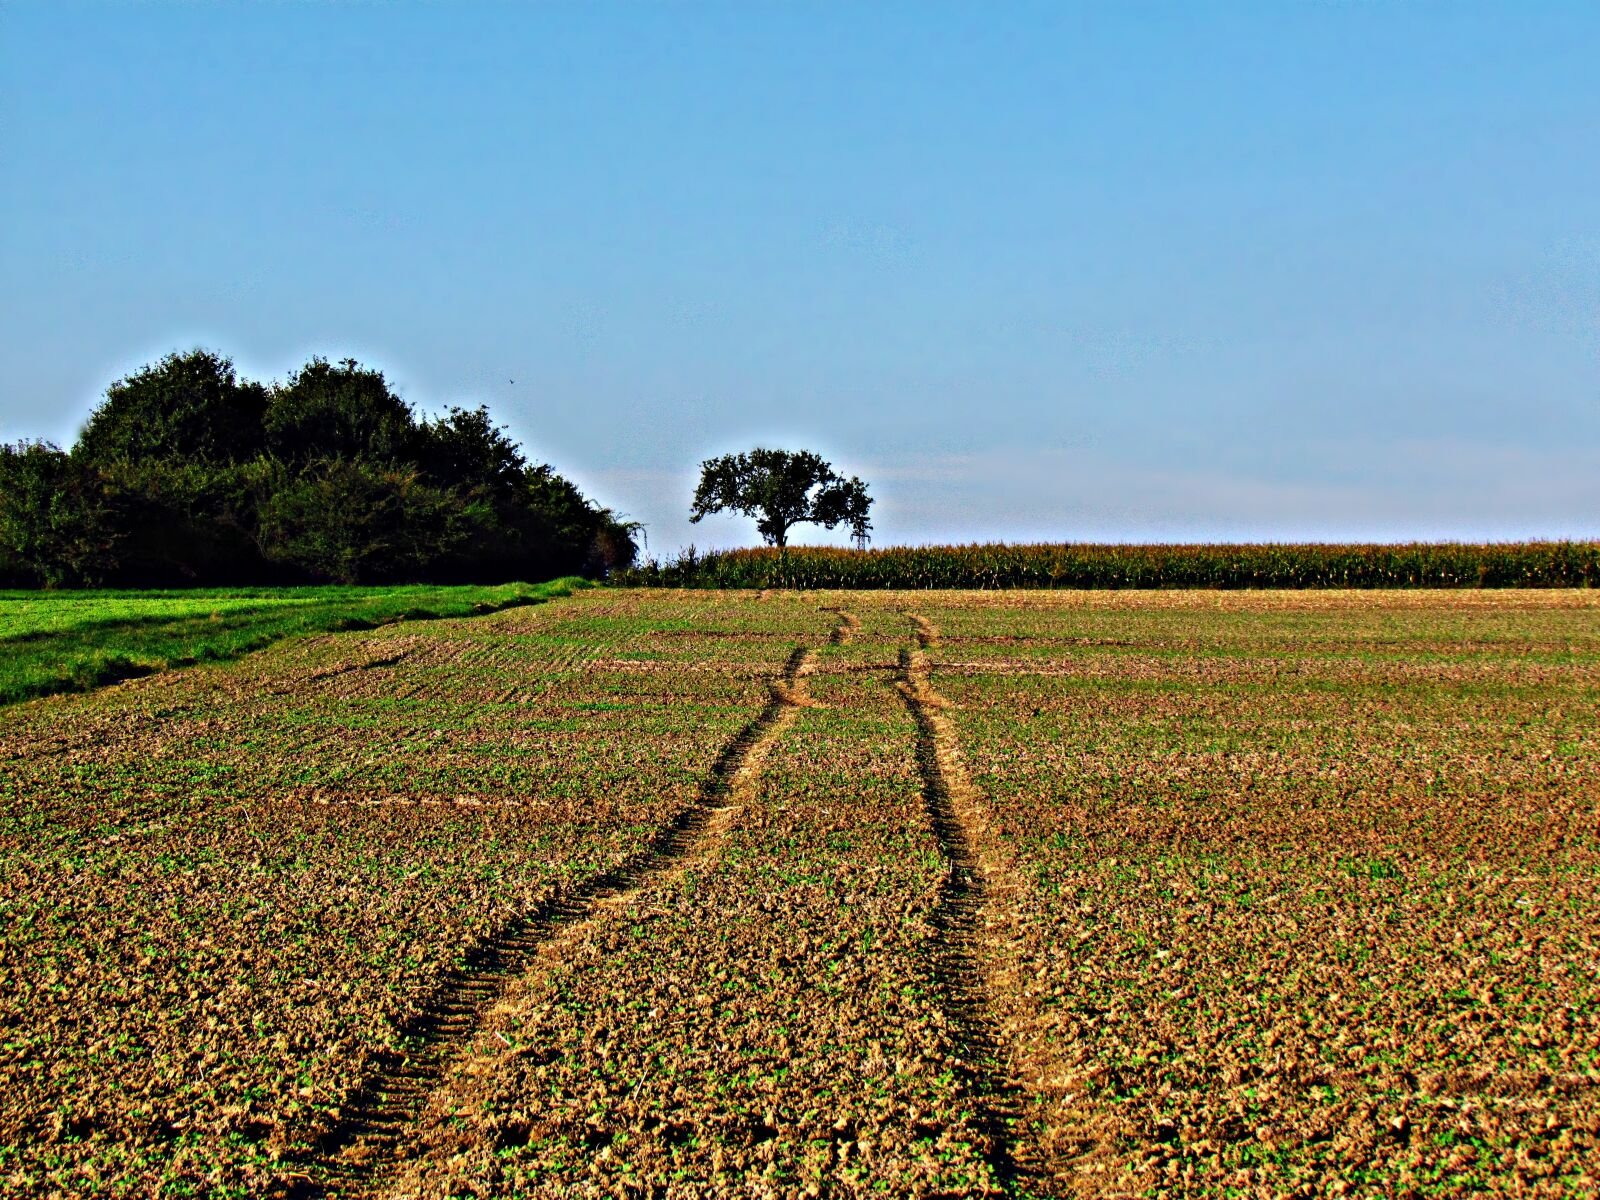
[2,1,1596,552]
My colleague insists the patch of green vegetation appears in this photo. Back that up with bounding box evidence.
[621,540,1600,590]
[0,578,585,707]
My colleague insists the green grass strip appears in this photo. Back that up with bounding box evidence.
[0,578,587,707]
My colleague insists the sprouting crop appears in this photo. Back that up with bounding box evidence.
[3,586,1595,1198]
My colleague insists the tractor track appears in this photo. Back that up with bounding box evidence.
[823,606,862,644]
[897,615,1071,1198]
[289,641,821,1199]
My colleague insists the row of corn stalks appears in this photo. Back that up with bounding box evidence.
[614,541,1600,590]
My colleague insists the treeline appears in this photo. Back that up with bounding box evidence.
[0,350,637,587]
[620,541,1600,589]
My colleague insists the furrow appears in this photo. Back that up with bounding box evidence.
[292,644,819,1199]
[304,650,413,685]
[896,615,1072,1198]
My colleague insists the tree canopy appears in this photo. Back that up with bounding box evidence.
[1,348,638,587]
[77,349,268,465]
[690,448,872,549]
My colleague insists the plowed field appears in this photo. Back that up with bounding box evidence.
[2,589,1596,1198]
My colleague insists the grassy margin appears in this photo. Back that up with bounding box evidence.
[0,578,587,708]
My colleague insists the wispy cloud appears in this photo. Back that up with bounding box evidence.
[861,441,1600,546]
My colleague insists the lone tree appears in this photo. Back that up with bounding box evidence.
[690,448,872,549]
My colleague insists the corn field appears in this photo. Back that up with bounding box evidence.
[616,540,1600,590]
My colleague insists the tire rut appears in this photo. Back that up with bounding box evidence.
[289,643,820,1199]
[896,615,1071,1198]
[823,606,862,645]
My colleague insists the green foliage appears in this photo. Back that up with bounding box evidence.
[0,578,584,707]
[78,349,268,465]
[417,405,529,497]
[0,348,638,587]
[619,541,1600,590]
[96,456,269,586]
[0,442,118,587]
[257,459,468,585]
[263,357,416,464]
[690,448,873,548]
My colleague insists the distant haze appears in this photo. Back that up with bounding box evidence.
[3,2,1596,555]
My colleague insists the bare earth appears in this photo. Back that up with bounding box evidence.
[2,588,1596,1198]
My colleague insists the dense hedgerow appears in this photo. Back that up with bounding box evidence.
[0,350,638,587]
[617,541,1600,590]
